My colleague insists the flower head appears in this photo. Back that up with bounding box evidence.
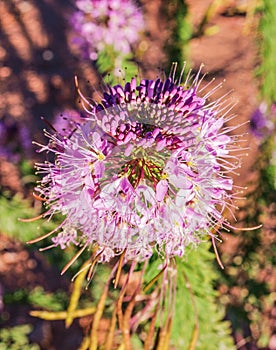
[70,0,144,61]
[34,64,241,270]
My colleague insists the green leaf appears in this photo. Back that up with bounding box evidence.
[257,0,276,104]
[171,243,235,350]
[0,324,39,350]
[3,287,68,312]
[0,194,55,242]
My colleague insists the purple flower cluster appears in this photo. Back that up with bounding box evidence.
[0,116,32,161]
[250,102,275,139]
[35,67,240,264]
[71,0,144,61]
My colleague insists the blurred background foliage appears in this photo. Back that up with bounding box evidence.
[0,0,275,349]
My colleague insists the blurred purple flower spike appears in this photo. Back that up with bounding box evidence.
[0,116,32,161]
[250,102,275,139]
[71,0,144,61]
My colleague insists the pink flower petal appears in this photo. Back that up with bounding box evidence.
[156,179,168,201]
